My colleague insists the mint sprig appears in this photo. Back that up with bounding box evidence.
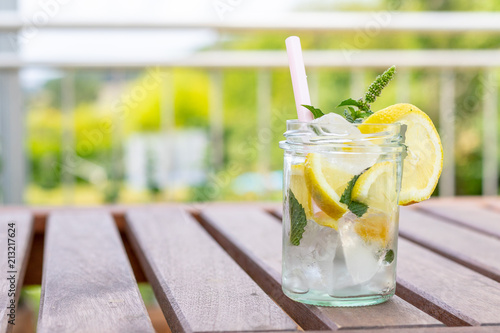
[302,104,324,119]
[338,66,396,123]
[340,173,369,217]
[337,98,361,108]
[364,66,396,105]
[343,107,373,124]
[299,66,396,123]
[288,189,308,246]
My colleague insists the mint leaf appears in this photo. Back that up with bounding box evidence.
[348,201,368,217]
[337,98,361,108]
[340,174,361,205]
[300,67,395,123]
[302,104,324,119]
[343,106,373,123]
[289,189,307,246]
[335,66,396,123]
[340,173,369,217]
[344,108,355,123]
[384,249,395,264]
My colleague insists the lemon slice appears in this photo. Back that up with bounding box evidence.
[290,164,313,219]
[354,209,390,247]
[351,162,397,214]
[291,163,340,229]
[304,153,354,220]
[361,103,443,205]
[313,211,339,230]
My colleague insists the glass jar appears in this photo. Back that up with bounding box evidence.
[279,120,405,307]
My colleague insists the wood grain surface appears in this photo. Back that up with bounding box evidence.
[288,327,500,333]
[125,208,297,333]
[37,210,154,333]
[399,208,500,282]
[197,206,443,331]
[397,238,500,326]
[0,211,33,333]
[486,198,500,212]
[417,205,500,239]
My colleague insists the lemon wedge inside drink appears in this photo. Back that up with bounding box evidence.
[351,162,398,214]
[290,162,343,229]
[304,153,354,220]
[313,211,340,230]
[360,103,443,205]
[353,209,391,247]
[290,164,313,219]
[350,163,396,247]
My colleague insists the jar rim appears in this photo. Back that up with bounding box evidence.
[281,119,405,153]
[286,119,402,128]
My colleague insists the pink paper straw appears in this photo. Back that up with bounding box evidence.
[285,36,313,122]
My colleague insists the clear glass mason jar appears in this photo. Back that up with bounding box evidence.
[279,120,405,307]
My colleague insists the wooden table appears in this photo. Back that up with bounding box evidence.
[1,197,500,333]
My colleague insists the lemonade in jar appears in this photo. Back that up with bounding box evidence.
[282,38,443,307]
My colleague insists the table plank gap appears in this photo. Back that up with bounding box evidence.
[395,281,472,327]
[125,207,298,333]
[396,237,500,326]
[416,205,500,240]
[37,210,154,333]
[266,208,283,221]
[0,211,34,333]
[196,206,444,331]
[193,211,337,331]
[261,204,500,326]
[399,208,500,283]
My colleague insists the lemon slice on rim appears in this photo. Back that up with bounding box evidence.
[304,153,354,220]
[360,103,443,205]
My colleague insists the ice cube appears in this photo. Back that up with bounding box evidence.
[338,213,381,285]
[283,219,339,292]
[366,262,395,294]
[290,154,307,166]
[328,242,356,295]
[282,268,309,294]
[333,152,379,175]
[311,113,380,174]
[311,113,362,137]
[300,219,339,261]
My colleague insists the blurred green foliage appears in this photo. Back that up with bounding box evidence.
[26,2,500,204]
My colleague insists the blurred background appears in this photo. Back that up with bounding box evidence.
[0,0,499,207]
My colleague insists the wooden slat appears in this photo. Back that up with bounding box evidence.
[418,204,500,239]
[399,208,500,282]
[0,211,33,333]
[38,211,154,333]
[197,206,443,331]
[125,208,297,333]
[397,238,500,326]
[486,198,500,213]
[321,327,500,333]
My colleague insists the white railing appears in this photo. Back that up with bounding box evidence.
[2,12,500,31]
[0,11,499,203]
